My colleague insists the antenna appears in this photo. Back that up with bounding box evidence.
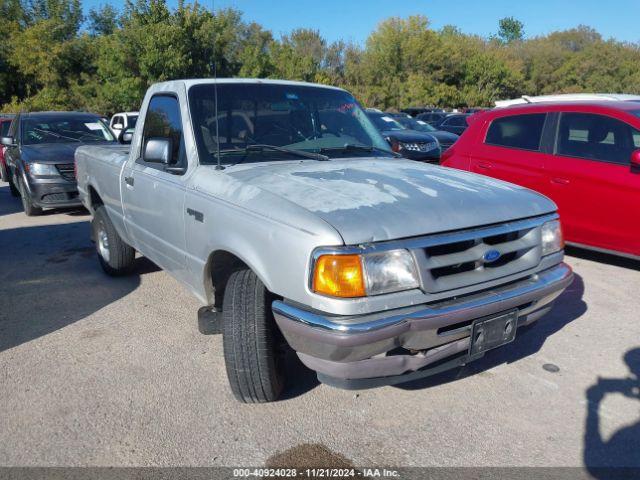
[212,0,223,170]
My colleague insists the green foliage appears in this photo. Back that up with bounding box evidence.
[497,17,524,44]
[2,2,640,114]
[87,4,119,36]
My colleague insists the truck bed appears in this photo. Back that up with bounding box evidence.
[75,144,130,234]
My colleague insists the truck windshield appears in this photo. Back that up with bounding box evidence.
[22,116,115,145]
[188,83,394,164]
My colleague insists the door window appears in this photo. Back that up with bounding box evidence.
[1,120,11,137]
[142,95,185,171]
[485,113,547,151]
[556,113,638,165]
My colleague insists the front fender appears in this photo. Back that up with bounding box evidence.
[184,189,343,306]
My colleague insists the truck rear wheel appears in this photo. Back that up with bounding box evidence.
[92,205,135,276]
[19,178,42,216]
[223,269,286,403]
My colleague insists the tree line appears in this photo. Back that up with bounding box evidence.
[2,0,640,115]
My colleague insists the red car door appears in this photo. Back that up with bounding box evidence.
[469,113,550,195]
[547,111,640,256]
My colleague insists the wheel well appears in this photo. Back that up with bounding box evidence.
[88,185,103,210]
[207,251,249,310]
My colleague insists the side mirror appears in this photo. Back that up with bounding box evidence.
[1,136,15,146]
[118,128,134,145]
[631,149,640,174]
[143,138,172,164]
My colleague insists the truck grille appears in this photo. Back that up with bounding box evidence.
[56,164,75,181]
[412,217,545,293]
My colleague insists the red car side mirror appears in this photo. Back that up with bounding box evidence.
[631,150,640,174]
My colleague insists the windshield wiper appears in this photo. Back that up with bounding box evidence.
[221,144,329,166]
[319,143,401,158]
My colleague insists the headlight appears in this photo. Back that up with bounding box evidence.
[541,220,564,256]
[362,249,420,295]
[399,141,438,152]
[312,249,419,298]
[28,163,59,176]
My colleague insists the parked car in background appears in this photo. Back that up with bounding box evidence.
[432,113,472,135]
[401,107,445,117]
[388,112,459,153]
[366,110,440,163]
[1,111,116,216]
[462,108,489,114]
[109,112,139,139]
[441,101,640,258]
[0,114,15,191]
[417,111,448,125]
[76,78,572,403]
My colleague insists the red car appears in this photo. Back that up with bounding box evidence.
[441,101,640,258]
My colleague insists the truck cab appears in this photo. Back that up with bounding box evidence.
[76,79,573,403]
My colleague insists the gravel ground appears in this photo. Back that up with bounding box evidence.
[0,183,638,472]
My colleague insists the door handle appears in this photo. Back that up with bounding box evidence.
[124,176,134,186]
[477,162,493,169]
[551,177,569,185]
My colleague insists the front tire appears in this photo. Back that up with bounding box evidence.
[8,173,19,197]
[92,205,135,276]
[223,269,286,403]
[18,178,42,216]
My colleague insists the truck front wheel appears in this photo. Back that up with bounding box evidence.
[223,269,286,403]
[92,205,135,276]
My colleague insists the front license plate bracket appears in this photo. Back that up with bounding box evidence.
[469,309,518,360]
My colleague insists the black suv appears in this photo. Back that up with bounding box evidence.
[366,111,441,163]
[1,111,116,216]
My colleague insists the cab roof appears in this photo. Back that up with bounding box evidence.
[150,78,347,93]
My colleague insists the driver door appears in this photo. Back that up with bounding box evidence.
[122,93,190,281]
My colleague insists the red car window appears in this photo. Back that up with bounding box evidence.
[485,113,547,151]
[556,112,639,165]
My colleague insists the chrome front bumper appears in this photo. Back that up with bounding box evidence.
[272,262,573,386]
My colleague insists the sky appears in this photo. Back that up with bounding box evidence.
[85,0,640,45]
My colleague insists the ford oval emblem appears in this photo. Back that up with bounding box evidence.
[483,250,501,263]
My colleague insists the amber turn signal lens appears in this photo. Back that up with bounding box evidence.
[312,254,366,298]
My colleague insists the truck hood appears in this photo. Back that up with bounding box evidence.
[205,158,556,245]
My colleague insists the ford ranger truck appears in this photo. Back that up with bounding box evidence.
[75,79,574,403]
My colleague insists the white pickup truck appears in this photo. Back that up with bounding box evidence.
[76,79,573,403]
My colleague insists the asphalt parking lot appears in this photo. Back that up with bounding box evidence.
[0,183,639,472]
